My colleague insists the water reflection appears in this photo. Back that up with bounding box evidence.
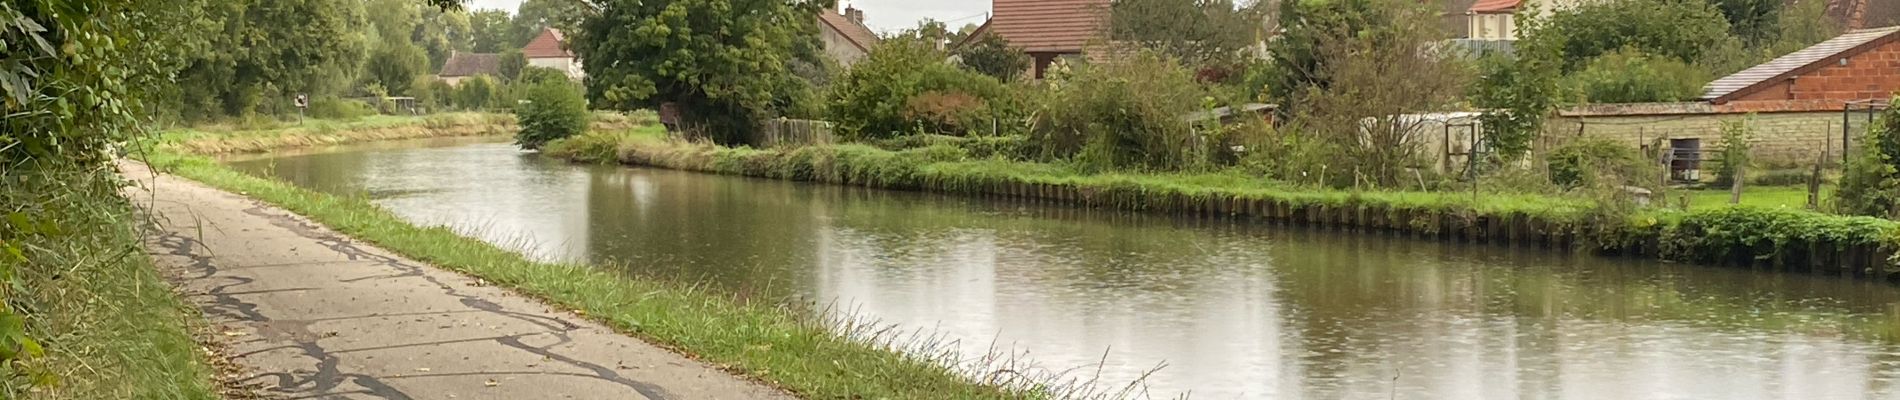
[228,141,1900,399]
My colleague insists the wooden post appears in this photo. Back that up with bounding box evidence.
[1809,145,1825,211]
[1729,162,1745,205]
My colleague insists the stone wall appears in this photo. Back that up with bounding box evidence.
[1553,102,1882,167]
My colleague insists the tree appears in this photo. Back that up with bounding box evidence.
[954,33,1031,81]
[416,6,474,68]
[1267,0,1393,115]
[1470,9,1561,163]
[515,80,590,150]
[364,41,430,96]
[1709,0,1779,45]
[1288,0,1468,186]
[498,49,528,81]
[455,75,502,110]
[1110,0,1261,65]
[1540,0,1735,71]
[174,0,371,119]
[829,39,1013,139]
[573,0,831,144]
[1567,48,1711,103]
[469,9,515,52]
[511,0,590,45]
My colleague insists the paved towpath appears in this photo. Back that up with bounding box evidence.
[122,162,794,400]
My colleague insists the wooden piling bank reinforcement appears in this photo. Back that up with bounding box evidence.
[950,179,1897,278]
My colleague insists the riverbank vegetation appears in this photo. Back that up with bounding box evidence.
[3,0,221,397]
[536,0,1899,274]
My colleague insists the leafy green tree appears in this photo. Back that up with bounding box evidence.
[469,9,515,52]
[573,0,831,144]
[511,0,590,45]
[954,33,1031,81]
[1541,0,1735,71]
[829,39,1014,139]
[365,41,431,96]
[516,66,569,86]
[515,80,591,150]
[1266,0,1391,114]
[1709,0,1779,45]
[455,75,502,110]
[416,6,474,68]
[1110,0,1261,65]
[1567,48,1711,103]
[498,49,529,81]
[174,0,371,119]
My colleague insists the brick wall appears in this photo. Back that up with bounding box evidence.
[1553,103,1882,167]
[1732,39,1900,102]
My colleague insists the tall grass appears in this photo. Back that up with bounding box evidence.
[2,166,218,399]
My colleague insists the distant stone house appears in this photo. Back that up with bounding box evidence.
[818,6,880,67]
[1557,26,1900,168]
[956,0,1111,79]
[522,28,583,80]
[438,52,501,86]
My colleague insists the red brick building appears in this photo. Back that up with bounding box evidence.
[1703,26,1900,105]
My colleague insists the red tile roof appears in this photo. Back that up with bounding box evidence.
[522,28,573,59]
[1468,0,1521,13]
[991,0,1110,53]
[818,10,880,53]
[1701,26,1900,103]
[438,52,501,77]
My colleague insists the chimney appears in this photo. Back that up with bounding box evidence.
[846,6,865,25]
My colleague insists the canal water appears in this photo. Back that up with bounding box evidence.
[228,138,1900,399]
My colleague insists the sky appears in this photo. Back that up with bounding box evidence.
[465,0,993,35]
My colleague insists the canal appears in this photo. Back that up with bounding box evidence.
[228,138,1900,399]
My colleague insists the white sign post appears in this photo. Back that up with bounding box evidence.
[294,94,309,124]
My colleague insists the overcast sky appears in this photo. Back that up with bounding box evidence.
[465,0,993,35]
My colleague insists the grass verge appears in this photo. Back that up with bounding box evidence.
[139,147,1032,398]
[546,129,1900,275]
[2,166,219,399]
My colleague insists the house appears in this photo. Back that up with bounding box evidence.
[957,0,1111,79]
[1555,26,1900,170]
[522,28,583,80]
[438,52,501,86]
[818,5,880,67]
[1463,0,1592,40]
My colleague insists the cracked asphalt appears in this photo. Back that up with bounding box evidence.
[121,162,794,400]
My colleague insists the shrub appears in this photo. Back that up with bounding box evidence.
[827,39,1017,140]
[1834,99,1900,218]
[516,66,570,86]
[306,97,377,120]
[1567,48,1713,103]
[1712,118,1754,187]
[1751,168,1821,186]
[1547,138,1657,190]
[515,81,591,150]
[954,33,1031,81]
[1034,51,1210,171]
[454,75,503,111]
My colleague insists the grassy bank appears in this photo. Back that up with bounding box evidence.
[156,112,648,155]
[546,129,1900,276]
[142,130,1033,398]
[2,167,219,399]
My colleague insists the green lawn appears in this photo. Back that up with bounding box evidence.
[1682,185,1832,210]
